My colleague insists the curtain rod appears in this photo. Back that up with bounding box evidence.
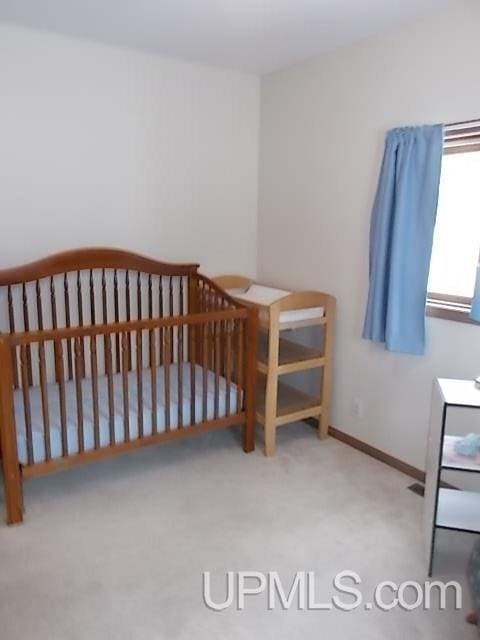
[446,118,480,127]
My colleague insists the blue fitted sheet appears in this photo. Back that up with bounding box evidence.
[14,364,239,465]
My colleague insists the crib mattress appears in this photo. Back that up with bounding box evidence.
[228,285,324,325]
[14,364,239,465]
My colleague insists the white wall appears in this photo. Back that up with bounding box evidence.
[258,0,480,470]
[0,25,259,275]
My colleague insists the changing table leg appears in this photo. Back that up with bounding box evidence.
[244,307,258,453]
[264,314,280,457]
[318,295,336,440]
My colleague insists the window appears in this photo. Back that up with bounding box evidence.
[427,121,480,323]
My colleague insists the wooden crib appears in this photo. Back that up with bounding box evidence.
[0,248,258,525]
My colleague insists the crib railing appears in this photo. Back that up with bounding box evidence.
[3,271,231,387]
[0,307,258,525]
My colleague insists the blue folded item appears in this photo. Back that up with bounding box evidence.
[454,433,480,458]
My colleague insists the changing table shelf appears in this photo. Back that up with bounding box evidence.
[213,275,335,456]
[257,334,325,375]
[256,375,322,427]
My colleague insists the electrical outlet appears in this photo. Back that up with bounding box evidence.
[351,398,364,419]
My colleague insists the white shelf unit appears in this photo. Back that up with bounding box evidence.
[425,378,480,575]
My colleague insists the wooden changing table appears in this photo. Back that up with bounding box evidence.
[213,277,335,456]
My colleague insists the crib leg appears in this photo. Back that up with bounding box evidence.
[244,417,255,453]
[0,339,23,525]
[2,463,23,525]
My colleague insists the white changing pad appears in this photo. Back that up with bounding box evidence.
[228,284,324,325]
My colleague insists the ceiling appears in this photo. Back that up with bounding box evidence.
[0,0,456,74]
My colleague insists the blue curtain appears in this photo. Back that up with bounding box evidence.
[471,265,480,321]
[363,125,444,355]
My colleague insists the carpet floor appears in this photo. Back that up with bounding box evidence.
[0,423,477,639]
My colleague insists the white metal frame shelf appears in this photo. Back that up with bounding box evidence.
[425,378,480,576]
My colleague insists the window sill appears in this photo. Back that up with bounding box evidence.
[426,300,479,325]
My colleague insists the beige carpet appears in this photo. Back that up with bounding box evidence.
[0,423,477,639]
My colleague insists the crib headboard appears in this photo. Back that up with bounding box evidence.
[0,247,199,284]
[0,247,239,389]
[0,247,198,331]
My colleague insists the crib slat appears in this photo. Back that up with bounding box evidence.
[35,280,45,394]
[199,280,204,314]
[158,276,164,365]
[35,280,44,331]
[159,276,164,317]
[178,278,185,426]
[136,277,144,434]
[222,300,229,376]
[89,269,96,325]
[114,270,120,373]
[148,274,153,316]
[214,320,220,419]
[203,279,208,313]
[205,284,210,312]
[101,269,108,376]
[136,329,143,438]
[179,277,184,315]
[121,332,130,442]
[198,279,203,313]
[105,332,115,445]
[50,277,61,383]
[236,320,244,413]
[137,272,142,320]
[77,271,85,378]
[38,340,51,461]
[202,322,208,422]
[225,319,232,416]
[232,319,238,409]
[55,339,68,456]
[125,270,132,370]
[64,274,73,380]
[36,279,49,435]
[169,276,174,363]
[204,282,210,313]
[164,330,171,431]
[102,269,107,325]
[150,329,157,434]
[7,285,19,388]
[169,276,174,315]
[90,335,100,450]
[148,275,153,367]
[77,272,83,326]
[190,324,196,426]
[20,346,33,464]
[74,337,84,453]
[22,283,33,386]
[177,322,183,428]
